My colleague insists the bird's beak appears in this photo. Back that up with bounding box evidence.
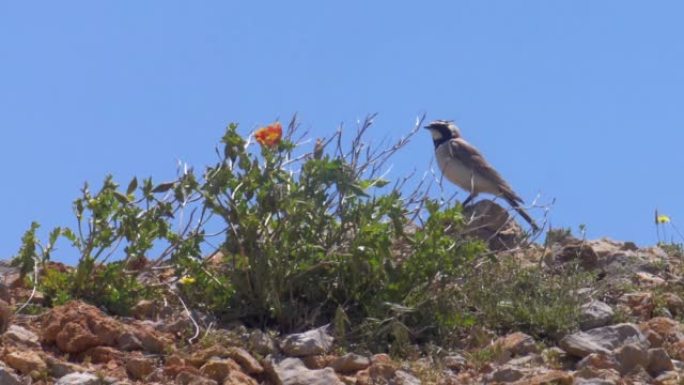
[423,125,432,130]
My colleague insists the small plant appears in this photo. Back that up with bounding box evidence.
[459,257,593,340]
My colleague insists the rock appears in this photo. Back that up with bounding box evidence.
[176,371,219,385]
[618,292,655,319]
[131,299,157,320]
[85,346,123,364]
[559,323,647,358]
[392,369,421,385]
[135,326,168,353]
[614,343,648,374]
[554,243,599,269]
[580,301,614,330]
[443,354,467,371]
[512,369,573,385]
[280,325,334,357]
[302,355,333,369]
[576,352,620,371]
[622,365,653,383]
[125,353,156,380]
[43,301,124,353]
[654,371,680,385]
[494,332,538,360]
[647,348,674,376]
[224,370,259,385]
[0,366,23,385]
[2,324,40,347]
[462,200,525,251]
[573,378,617,385]
[266,356,343,385]
[643,317,684,342]
[643,329,664,348]
[0,299,12,334]
[45,356,88,378]
[330,353,370,373]
[662,293,684,317]
[249,329,277,356]
[199,358,240,383]
[574,366,622,384]
[4,350,47,374]
[634,271,666,287]
[55,372,102,385]
[487,366,524,382]
[117,331,143,351]
[225,346,263,374]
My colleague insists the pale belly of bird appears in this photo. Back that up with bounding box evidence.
[435,146,499,195]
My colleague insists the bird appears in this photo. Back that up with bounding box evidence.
[424,120,539,231]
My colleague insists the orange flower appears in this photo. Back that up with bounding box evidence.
[254,122,282,148]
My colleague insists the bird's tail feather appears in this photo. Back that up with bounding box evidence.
[503,193,539,232]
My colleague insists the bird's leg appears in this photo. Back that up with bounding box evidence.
[461,173,476,207]
[461,193,475,207]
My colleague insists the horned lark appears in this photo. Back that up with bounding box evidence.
[425,120,539,231]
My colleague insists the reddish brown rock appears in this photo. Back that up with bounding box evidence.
[200,358,240,383]
[4,350,47,374]
[302,355,333,370]
[619,292,655,319]
[494,332,538,360]
[125,353,156,380]
[225,346,263,374]
[84,346,123,364]
[512,370,573,385]
[42,301,124,353]
[223,370,259,385]
[330,353,371,373]
[177,370,219,385]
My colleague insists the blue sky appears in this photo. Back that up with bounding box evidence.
[2,2,683,263]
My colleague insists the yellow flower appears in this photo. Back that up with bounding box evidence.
[656,214,671,224]
[254,122,282,148]
[179,275,196,285]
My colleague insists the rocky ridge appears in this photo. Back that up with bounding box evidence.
[1,228,684,384]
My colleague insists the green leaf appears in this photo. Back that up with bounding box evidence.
[126,177,138,195]
[152,181,175,193]
[113,192,130,205]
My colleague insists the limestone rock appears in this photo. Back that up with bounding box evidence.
[443,354,467,371]
[614,343,648,375]
[0,365,22,385]
[486,366,524,382]
[55,372,102,385]
[280,325,334,357]
[266,356,343,385]
[580,301,614,330]
[330,353,370,373]
[392,370,421,385]
[462,200,525,251]
[560,323,647,358]
[2,324,40,347]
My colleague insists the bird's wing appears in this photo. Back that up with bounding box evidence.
[447,138,524,203]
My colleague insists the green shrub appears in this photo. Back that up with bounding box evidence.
[13,116,583,353]
[460,257,593,340]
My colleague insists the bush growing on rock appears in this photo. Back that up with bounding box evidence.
[10,116,588,353]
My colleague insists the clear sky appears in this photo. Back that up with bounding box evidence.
[2,2,683,263]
